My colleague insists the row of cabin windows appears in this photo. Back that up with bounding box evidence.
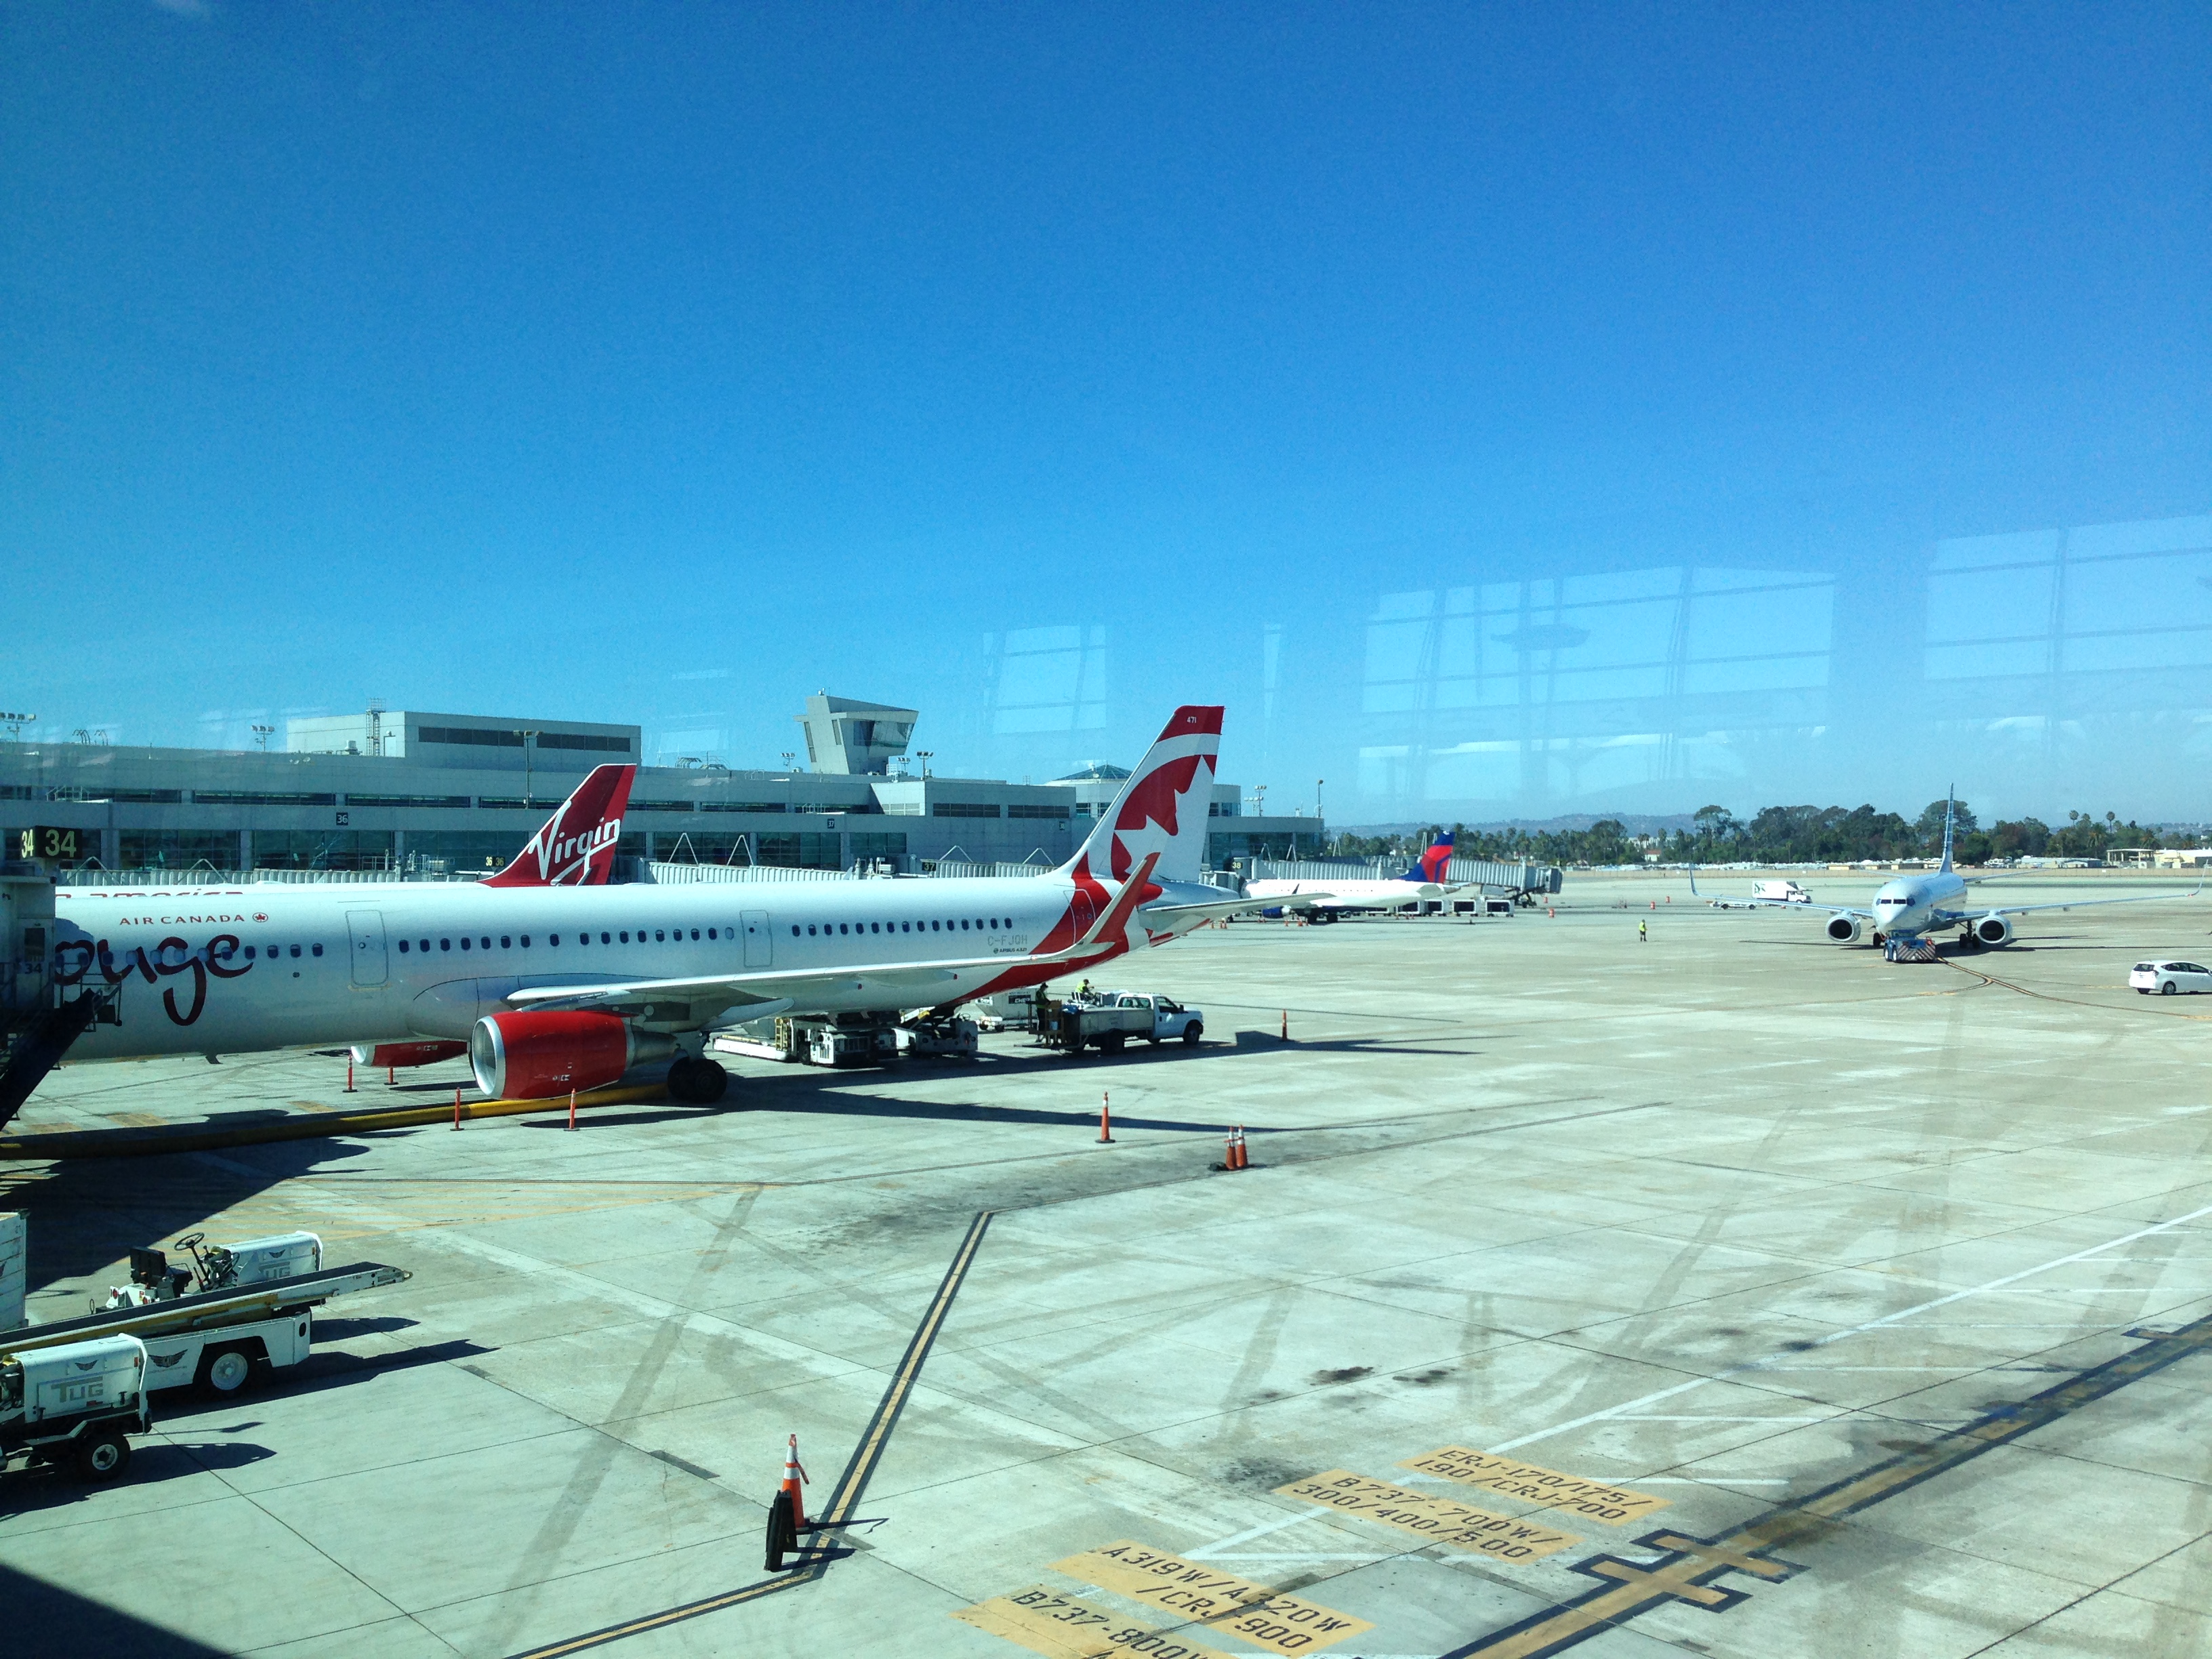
[794,916,1008,938]
[396,926,733,954]
[210,942,322,962]
[388,916,1023,955]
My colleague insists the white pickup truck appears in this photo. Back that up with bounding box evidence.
[1042,991,1205,1055]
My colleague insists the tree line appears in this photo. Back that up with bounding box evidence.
[1330,802,2186,869]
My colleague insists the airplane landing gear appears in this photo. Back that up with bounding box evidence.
[668,1056,730,1105]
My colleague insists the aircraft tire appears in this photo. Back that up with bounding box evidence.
[691,1060,729,1104]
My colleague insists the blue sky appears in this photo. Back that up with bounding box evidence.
[4,3,2207,821]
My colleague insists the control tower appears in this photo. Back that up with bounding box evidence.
[796,693,918,775]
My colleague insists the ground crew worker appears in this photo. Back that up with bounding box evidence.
[1639,918,1647,943]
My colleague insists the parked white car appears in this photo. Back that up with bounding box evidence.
[2130,960,2212,995]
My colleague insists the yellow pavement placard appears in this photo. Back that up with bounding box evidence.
[953,1587,1239,1659]
[1277,1471,1581,1561]
[1399,1447,1670,1525]
[1050,1540,1373,1654]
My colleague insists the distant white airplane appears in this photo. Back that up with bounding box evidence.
[1691,798,2197,958]
[1245,832,1481,921]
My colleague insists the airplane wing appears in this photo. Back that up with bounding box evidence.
[1946,884,2200,924]
[1141,891,1335,925]
[1688,869,1870,920]
[505,854,1161,1029]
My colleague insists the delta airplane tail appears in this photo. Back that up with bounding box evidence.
[1408,832,1456,883]
[1059,705,1223,886]
[483,764,636,888]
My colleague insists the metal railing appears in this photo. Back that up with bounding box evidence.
[647,861,857,884]
[45,867,486,887]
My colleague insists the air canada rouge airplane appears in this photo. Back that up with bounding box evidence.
[44,705,1271,1104]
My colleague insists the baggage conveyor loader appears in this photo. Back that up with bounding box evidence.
[4,1221,411,1404]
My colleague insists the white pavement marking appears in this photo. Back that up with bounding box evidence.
[1188,1505,1345,1559]
[1490,1200,2212,1452]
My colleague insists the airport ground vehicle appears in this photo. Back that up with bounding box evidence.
[714,1010,979,1067]
[2131,960,2212,995]
[1038,990,1203,1054]
[1,1334,150,1483]
[5,1217,411,1415]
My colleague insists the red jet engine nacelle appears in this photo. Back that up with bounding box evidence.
[350,1040,468,1069]
[469,1010,674,1101]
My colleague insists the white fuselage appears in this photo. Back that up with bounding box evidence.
[52,874,1213,1062]
[1245,878,1444,912]
[1870,869,1968,939]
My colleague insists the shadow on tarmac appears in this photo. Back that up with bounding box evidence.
[0,1136,375,1288]
[0,1563,232,1657]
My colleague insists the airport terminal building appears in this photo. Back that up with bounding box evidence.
[0,694,1323,878]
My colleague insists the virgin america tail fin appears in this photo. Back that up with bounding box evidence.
[1058,706,1223,886]
[484,764,636,887]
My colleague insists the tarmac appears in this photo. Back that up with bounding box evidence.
[4,867,2211,1659]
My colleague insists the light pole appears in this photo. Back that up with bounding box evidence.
[0,711,35,741]
[252,724,274,752]
[915,750,934,780]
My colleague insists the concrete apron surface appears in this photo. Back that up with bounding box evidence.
[3,867,2211,1659]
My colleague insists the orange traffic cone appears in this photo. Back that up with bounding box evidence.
[451,1087,462,1130]
[782,1433,809,1529]
[1233,1126,1249,1170]
[1099,1091,1113,1143]
[1280,1008,1288,1041]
